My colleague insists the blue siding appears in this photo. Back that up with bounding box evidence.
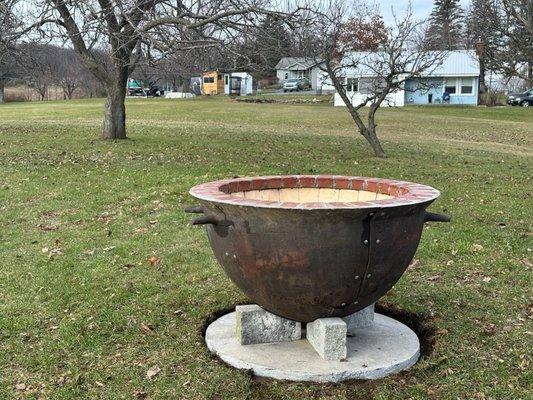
[404,77,478,105]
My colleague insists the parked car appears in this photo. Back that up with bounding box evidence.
[507,89,533,107]
[283,78,303,92]
[282,78,311,92]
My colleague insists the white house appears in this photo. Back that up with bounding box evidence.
[323,50,480,107]
[223,72,253,96]
[275,57,323,90]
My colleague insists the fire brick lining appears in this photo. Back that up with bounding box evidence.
[190,175,440,210]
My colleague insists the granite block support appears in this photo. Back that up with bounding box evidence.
[235,305,301,345]
[343,303,375,334]
[306,318,347,361]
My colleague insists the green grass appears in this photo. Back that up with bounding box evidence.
[0,97,531,399]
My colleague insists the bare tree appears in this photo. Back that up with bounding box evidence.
[19,43,58,100]
[314,1,445,158]
[23,0,302,139]
[502,0,533,35]
[466,0,502,99]
[55,48,84,99]
[0,0,21,102]
[498,0,533,86]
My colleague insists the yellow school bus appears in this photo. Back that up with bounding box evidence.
[201,71,225,95]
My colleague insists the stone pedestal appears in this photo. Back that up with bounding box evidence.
[306,318,347,361]
[235,304,301,345]
[343,304,375,333]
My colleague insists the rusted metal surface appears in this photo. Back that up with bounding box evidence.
[187,176,449,323]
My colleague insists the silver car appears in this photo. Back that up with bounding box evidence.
[283,78,303,92]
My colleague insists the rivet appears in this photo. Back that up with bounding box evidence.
[369,212,375,217]
[367,273,372,278]
[355,275,360,280]
[353,300,359,305]
[376,239,381,244]
[363,239,369,245]
[341,302,346,307]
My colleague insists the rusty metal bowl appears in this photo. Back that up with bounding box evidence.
[187,175,449,322]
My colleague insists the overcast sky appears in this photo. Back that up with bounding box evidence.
[377,0,471,25]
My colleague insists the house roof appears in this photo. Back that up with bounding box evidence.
[431,50,479,76]
[341,50,479,77]
[275,57,321,70]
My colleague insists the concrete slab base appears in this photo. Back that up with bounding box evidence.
[205,311,420,382]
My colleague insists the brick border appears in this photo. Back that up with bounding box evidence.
[189,175,440,210]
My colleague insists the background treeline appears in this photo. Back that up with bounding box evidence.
[0,0,530,103]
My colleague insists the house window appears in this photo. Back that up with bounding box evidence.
[460,78,473,94]
[203,77,214,84]
[284,72,288,79]
[217,74,222,80]
[444,78,456,94]
[224,75,229,85]
[345,78,359,92]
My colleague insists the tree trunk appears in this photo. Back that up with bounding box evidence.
[478,56,487,105]
[527,61,533,89]
[102,68,128,140]
[365,107,387,158]
[0,80,5,103]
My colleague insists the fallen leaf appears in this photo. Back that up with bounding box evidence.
[95,381,104,387]
[48,247,64,260]
[147,255,161,266]
[482,276,492,283]
[407,258,419,271]
[133,390,147,398]
[146,365,161,379]
[140,323,155,336]
[472,244,484,252]
[15,383,26,391]
[483,323,497,335]
[436,328,449,336]
[38,223,59,231]
[428,274,442,282]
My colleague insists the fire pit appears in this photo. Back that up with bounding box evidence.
[187,175,449,322]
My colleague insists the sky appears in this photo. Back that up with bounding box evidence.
[377,0,471,25]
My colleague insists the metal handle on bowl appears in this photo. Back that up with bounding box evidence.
[190,214,219,225]
[184,205,205,214]
[185,205,223,226]
[424,211,451,223]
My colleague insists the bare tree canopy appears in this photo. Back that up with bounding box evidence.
[20,0,304,139]
[0,0,22,102]
[467,0,532,88]
[313,1,445,158]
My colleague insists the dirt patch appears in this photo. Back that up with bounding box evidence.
[235,96,332,104]
[375,302,438,358]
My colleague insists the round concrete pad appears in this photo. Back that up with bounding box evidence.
[205,312,420,383]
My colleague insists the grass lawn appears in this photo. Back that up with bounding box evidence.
[0,97,531,399]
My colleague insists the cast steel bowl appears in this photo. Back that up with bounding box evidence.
[187,175,449,322]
